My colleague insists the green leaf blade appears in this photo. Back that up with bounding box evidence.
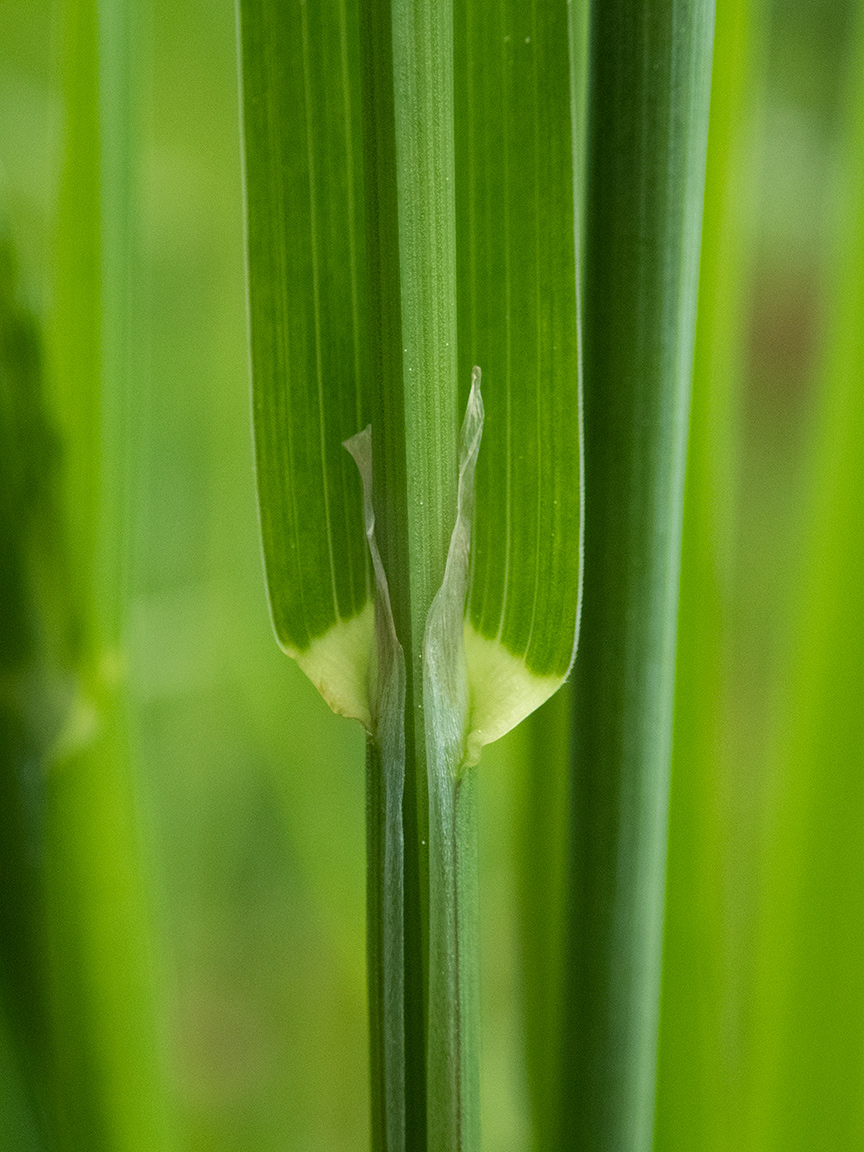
[455,0,583,751]
[240,0,371,680]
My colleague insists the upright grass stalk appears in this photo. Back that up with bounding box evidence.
[42,2,170,1149]
[240,2,582,1147]
[654,0,755,1147]
[358,3,461,1145]
[563,1,715,1148]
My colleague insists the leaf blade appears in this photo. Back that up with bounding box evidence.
[454,0,583,753]
[239,0,371,692]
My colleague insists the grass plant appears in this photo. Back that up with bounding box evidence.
[239,2,582,1146]
[6,1,864,1150]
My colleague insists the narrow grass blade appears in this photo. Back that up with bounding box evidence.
[747,13,864,1147]
[238,0,372,722]
[563,1,715,1148]
[654,0,755,1147]
[454,0,583,760]
[358,2,460,1144]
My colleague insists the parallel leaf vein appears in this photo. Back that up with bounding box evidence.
[300,1,341,625]
[266,11,308,642]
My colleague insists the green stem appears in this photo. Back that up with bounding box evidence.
[426,768,479,1152]
[562,1,714,1149]
[365,736,400,1152]
[655,0,754,1146]
[359,0,459,1147]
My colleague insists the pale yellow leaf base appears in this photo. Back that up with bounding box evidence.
[463,624,564,766]
[282,602,375,729]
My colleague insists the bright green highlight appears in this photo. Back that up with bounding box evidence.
[655,0,754,1146]
[747,11,864,1147]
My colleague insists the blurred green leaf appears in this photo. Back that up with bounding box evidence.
[747,9,864,1147]
[40,1,173,1149]
[0,232,54,1149]
[655,0,756,1146]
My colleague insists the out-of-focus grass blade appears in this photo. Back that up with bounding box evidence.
[654,0,754,1147]
[0,1003,42,1152]
[238,0,372,724]
[563,1,715,1148]
[42,2,172,1149]
[747,13,864,1148]
[454,0,582,763]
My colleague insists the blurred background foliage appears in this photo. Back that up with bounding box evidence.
[2,0,864,1149]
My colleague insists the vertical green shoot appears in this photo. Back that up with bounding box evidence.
[359,2,460,1144]
[563,1,715,1149]
[43,2,171,1150]
[655,0,755,1147]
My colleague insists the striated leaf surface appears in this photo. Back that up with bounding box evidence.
[454,0,583,758]
[239,0,372,719]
